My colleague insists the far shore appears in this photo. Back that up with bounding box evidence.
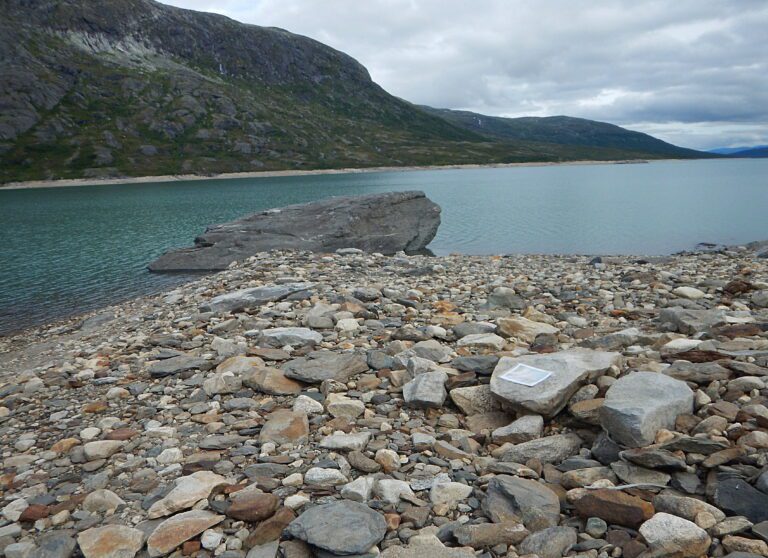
[0,159,658,190]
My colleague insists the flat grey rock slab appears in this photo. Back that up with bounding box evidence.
[490,349,621,418]
[482,475,561,531]
[287,501,386,555]
[149,191,441,271]
[403,370,448,408]
[600,371,693,447]
[658,306,727,334]
[499,433,582,465]
[199,282,314,313]
[282,351,368,383]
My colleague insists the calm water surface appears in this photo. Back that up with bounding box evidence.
[1,158,766,335]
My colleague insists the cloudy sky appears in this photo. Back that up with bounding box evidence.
[160,0,768,150]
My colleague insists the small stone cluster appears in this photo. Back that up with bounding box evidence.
[0,244,767,558]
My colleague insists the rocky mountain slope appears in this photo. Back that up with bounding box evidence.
[0,0,707,184]
[420,108,710,159]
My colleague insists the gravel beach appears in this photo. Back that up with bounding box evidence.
[1,244,767,558]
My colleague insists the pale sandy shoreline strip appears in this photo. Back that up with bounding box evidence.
[0,159,655,190]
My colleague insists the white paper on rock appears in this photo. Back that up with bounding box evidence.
[498,363,552,387]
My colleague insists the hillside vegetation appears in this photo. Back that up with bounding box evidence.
[0,0,709,184]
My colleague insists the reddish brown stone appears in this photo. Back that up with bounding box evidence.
[258,410,309,445]
[182,540,201,555]
[82,401,108,413]
[384,513,401,531]
[663,350,728,363]
[574,489,655,529]
[19,504,50,522]
[723,280,755,296]
[106,428,139,441]
[226,492,279,522]
[246,507,295,547]
[51,438,81,454]
[712,323,763,339]
[446,372,476,390]
[49,494,86,515]
[326,417,354,433]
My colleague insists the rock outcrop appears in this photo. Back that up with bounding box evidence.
[149,191,441,271]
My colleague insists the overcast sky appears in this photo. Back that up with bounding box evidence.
[160,0,768,150]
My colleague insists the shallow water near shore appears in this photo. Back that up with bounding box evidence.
[1,158,766,335]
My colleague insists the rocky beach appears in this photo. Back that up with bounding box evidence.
[1,240,768,558]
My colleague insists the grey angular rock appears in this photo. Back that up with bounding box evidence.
[653,493,725,523]
[638,512,711,557]
[519,526,577,558]
[658,306,727,334]
[487,287,526,310]
[499,433,582,465]
[148,354,209,378]
[492,414,544,444]
[319,432,371,452]
[449,384,502,415]
[403,370,447,408]
[282,352,368,383]
[600,371,694,447]
[286,501,387,555]
[199,283,314,313]
[713,478,768,523]
[452,354,499,375]
[150,192,441,271]
[258,327,322,347]
[482,475,561,531]
[663,360,732,383]
[35,533,77,558]
[490,349,621,418]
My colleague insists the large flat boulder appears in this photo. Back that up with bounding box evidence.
[149,191,441,271]
[490,349,621,418]
[600,371,694,447]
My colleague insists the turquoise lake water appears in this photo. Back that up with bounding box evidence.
[1,158,767,335]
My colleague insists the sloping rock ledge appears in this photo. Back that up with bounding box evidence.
[148,190,441,271]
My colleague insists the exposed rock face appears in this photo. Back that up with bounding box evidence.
[149,192,441,271]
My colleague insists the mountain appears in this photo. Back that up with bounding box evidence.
[420,108,708,159]
[709,145,768,155]
[0,0,708,184]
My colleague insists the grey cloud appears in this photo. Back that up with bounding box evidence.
[160,0,768,150]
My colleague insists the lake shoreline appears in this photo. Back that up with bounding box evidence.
[1,239,765,342]
[0,159,655,190]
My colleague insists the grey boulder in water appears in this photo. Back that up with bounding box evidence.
[148,190,441,271]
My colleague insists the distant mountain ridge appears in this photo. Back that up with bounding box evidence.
[709,145,768,155]
[420,108,707,159]
[0,0,711,184]
[709,146,768,158]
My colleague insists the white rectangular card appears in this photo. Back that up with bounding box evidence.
[498,363,552,387]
